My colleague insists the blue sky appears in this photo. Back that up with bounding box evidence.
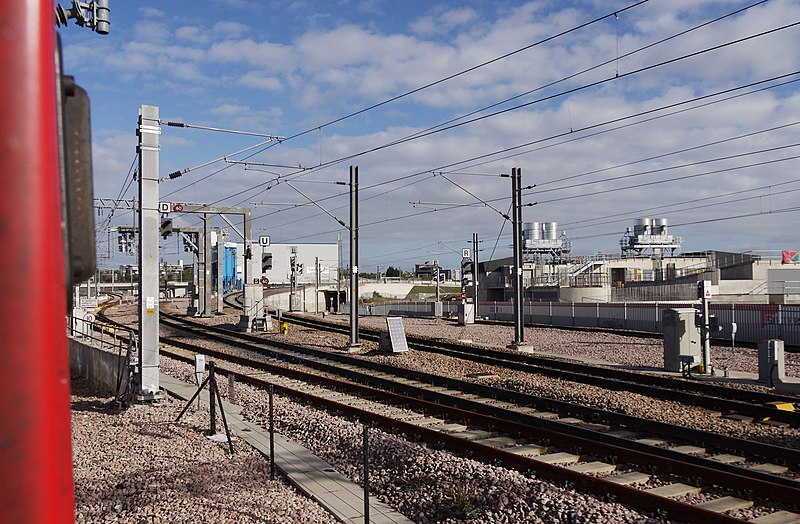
[58,0,800,271]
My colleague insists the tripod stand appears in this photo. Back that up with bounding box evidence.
[175,361,234,454]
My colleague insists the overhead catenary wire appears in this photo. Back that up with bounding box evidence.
[569,205,800,242]
[160,120,285,139]
[433,74,800,181]
[529,142,800,197]
[532,154,800,206]
[163,5,792,226]
[258,0,652,147]
[145,5,800,258]
[162,0,697,202]
[559,178,800,229]
[270,20,800,179]
[359,1,770,154]
[274,150,800,244]
[238,73,800,235]
[233,69,800,225]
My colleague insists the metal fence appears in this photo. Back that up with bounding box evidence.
[342,301,800,346]
[67,315,138,358]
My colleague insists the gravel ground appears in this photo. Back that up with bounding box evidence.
[80,299,799,523]
[71,377,338,524]
[157,356,662,523]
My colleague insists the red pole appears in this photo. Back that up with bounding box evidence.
[0,3,75,522]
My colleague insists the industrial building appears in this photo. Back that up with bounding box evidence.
[476,218,800,304]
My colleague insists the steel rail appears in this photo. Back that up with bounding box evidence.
[279,312,800,426]
[99,302,799,521]
[157,314,800,490]
[159,343,743,524]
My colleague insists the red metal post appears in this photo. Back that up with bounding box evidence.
[0,3,75,523]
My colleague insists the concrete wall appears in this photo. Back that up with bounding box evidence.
[69,337,129,397]
[359,283,416,299]
[560,286,610,303]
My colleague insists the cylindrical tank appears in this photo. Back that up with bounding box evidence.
[543,221,558,240]
[524,222,541,240]
[634,218,652,235]
[653,218,668,235]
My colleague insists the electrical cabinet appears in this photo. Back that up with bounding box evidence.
[662,308,701,371]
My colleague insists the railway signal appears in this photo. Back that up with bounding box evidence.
[160,218,173,238]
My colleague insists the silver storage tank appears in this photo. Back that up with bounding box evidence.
[634,218,652,235]
[662,308,701,371]
[653,218,668,235]
[543,221,558,240]
[524,221,541,240]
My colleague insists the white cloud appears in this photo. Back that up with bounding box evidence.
[208,38,292,70]
[176,25,210,44]
[213,20,251,35]
[133,21,171,44]
[138,7,165,18]
[410,7,479,36]
[239,71,283,91]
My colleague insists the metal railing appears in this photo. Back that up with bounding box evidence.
[67,315,137,406]
[67,315,137,355]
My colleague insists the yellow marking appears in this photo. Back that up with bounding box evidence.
[766,401,796,412]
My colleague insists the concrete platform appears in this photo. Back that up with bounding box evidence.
[160,374,412,524]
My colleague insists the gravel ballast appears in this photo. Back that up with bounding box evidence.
[75,299,798,523]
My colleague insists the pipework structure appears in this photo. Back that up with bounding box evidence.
[620,218,682,258]
[523,221,571,263]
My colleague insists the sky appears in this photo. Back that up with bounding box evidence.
[58,0,800,272]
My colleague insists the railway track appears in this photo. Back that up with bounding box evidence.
[98,300,800,523]
[274,310,800,428]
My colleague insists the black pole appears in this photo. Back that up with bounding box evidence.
[512,168,524,346]
[363,423,369,524]
[269,384,276,481]
[211,372,234,454]
[208,362,217,435]
[349,165,360,347]
[174,373,212,422]
[473,232,479,319]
